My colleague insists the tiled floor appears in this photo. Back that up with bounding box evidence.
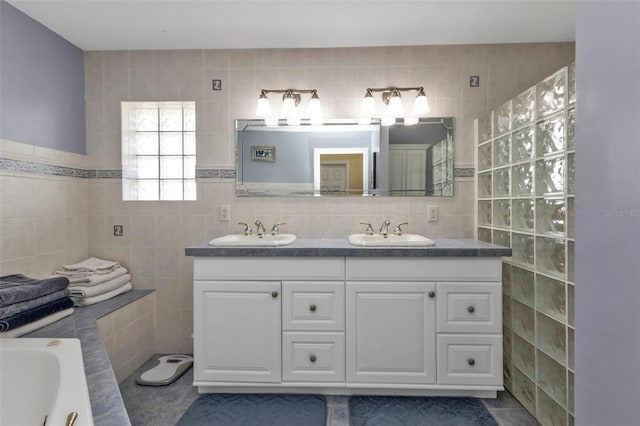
[121,355,539,426]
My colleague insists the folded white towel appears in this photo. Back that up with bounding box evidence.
[0,308,74,338]
[53,270,92,278]
[63,267,128,286]
[72,283,132,307]
[69,274,131,298]
[62,257,121,274]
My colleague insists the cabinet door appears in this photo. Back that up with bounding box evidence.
[346,282,436,384]
[193,281,281,383]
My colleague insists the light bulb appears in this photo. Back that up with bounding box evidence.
[264,117,279,127]
[360,92,376,117]
[404,116,419,126]
[310,116,323,126]
[256,96,271,117]
[381,112,396,127]
[387,92,403,117]
[413,92,430,115]
[281,96,297,117]
[308,96,322,120]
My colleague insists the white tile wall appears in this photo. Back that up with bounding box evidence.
[97,292,156,383]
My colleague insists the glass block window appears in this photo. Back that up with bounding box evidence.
[121,102,196,200]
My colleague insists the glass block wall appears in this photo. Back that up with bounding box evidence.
[476,63,575,426]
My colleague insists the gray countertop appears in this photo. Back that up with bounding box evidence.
[24,290,154,426]
[185,237,512,257]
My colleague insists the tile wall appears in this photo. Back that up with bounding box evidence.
[0,43,574,355]
[0,139,89,276]
[476,64,575,426]
[97,292,156,383]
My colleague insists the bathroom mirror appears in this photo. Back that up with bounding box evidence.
[235,117,454,197]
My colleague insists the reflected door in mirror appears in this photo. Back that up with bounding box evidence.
[389,145,428,192]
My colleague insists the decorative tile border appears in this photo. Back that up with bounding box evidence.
[0,157,87,178]
[0,157,235,180]
[2,157,470,182]
[454,167,475,177]
[196,169,236,179]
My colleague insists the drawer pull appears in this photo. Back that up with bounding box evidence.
[467,305,475,313]
[468,358,475,366]
[309,304,317,312]
[428,291,435,298]
[271,291,278,298]
[310,355,317,363]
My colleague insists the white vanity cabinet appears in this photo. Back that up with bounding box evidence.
[191,254,504,397]
[193,280,281,383]
[346,282,436,385]
[192,257,345,389]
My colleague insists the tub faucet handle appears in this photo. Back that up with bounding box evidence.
[271,222,286,235]
[393,222,409,236]
[238,222,252,236]
[65,412,78,426]
[359,221,374,235]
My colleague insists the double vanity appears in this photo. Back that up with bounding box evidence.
[185,235,510,398]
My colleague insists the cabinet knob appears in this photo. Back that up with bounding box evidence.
[309,304,317,312]
[310,355,317,363]
[468,358,475,366]
[428,291,436,298]
[271,291,278,298]
[467,305,475,313]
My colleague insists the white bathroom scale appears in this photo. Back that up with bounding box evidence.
[136,355,193,386]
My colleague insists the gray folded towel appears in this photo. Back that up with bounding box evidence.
[0,288,71,319]
[0,274,69,307]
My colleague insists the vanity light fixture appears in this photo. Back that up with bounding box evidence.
[255,88,323,126]
[360,86,430,126]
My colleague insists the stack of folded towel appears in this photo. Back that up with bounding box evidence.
[53,257,132,306]
[0,274,74,337]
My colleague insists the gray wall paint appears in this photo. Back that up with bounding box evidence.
[575,2,640,425]
[239,129,375,183]
[0,1,85,154]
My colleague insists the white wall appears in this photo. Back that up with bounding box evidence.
[575,2,640,425]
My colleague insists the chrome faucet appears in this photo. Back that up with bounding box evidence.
[271,222,286,235]
[238,222,252,236]
[359,221,375,235]
[379,220,391,237]
[393,222,409,236]
[255,220,266,237]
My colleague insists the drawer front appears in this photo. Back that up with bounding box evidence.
[436,282,502,333]
[437,334,503,386]
[346,258,502,282]
[282,332,345,383]
[194,257,344,280]
[282,282,345,331]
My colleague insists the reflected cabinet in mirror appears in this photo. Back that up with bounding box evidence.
[235,118,454,197]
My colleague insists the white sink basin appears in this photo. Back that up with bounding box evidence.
[348,233,436,247]
[208,234,297,247]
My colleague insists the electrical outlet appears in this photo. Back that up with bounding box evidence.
[219,205,230,222]
[427,206,439,222]
[113,225,124,236]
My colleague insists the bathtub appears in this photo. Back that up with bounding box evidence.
[0,338,94,426]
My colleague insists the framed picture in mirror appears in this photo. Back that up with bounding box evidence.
[251,146,276,162]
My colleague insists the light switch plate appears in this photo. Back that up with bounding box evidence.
[427,206,439,222]
[219,205,230,222]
